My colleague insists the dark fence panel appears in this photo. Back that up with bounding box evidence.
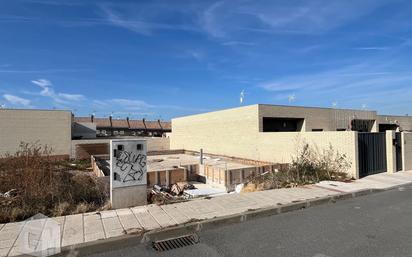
[358,133,387,178]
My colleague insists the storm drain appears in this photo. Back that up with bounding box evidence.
[152,234,199,252]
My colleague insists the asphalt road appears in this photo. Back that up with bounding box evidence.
[84,185,412,257]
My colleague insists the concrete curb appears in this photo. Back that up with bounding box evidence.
[55,184,412,256]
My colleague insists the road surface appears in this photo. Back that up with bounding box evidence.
[83,185,412,257]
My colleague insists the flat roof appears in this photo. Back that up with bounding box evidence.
[0,108,71,112]
[258,103,376,113]
[172,103,377,120]
[147,153,254,172]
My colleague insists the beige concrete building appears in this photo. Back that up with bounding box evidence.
[170,104,412,179]
[0,109,72,157]
[0,109,172,159]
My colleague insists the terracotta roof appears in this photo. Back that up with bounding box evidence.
[93,118,111,127]
[74,117,92,123]
[73,116,171,131]
[129,120,146,129]
[160,121,171,130]
[111,119,129,129]
[144,120,162,130]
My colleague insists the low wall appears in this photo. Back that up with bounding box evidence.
[403,132,412,171]
[72,137,170,159]
[172,131,358,178]
[204,164,279,191]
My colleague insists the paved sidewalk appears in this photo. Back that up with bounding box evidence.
[1,171,412,257]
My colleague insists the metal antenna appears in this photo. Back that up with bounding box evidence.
[240,90,245,105]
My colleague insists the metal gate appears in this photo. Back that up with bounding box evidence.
[358,133,387,178]
[395,132,403,171]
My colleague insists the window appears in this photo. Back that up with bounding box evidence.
[262,117,304,132]
[312,129,323,132]
[113,130,119,135]
[137,144,143,150]
[351,119,375,132]
[120,130,125,135]
[379,124,398,132]
[337,128,346,131]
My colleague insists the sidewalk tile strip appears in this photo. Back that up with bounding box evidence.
[116,208,143,233]
[83,213,105,242]
[1,171,412,256]
[159,204,191,224]
[100,211,124,238]
[131,206,161,230]
[146,205,177,227]
[61,214,84,247]
[0,221,26,254]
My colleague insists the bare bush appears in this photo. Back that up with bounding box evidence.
[243,143,351,192]
[0,142,108,223]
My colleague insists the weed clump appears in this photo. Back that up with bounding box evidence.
[0,142,109,223]
[243,143,351,192]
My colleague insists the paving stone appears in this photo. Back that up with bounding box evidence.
[0,221,25,252]
[52,216,65,245]
[131,206,161,231]
[0,247,10,257]
[61,214,84,247]
[116,209,143,234]
[13,218,47,252]
[101,211,124,239]
[83,213,105,242]
[146,205,177,227]
[159,204,191,224]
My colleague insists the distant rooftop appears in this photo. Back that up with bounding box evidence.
[74,116,171,131]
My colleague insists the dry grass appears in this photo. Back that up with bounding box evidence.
[243,143,351,192]
[0,142,109,223]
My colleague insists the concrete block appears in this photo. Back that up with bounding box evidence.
[111,186,147,209]
[307,196,333,207]
[279,201,307,213]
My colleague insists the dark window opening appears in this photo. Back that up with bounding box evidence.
[312,129,323,132]
[379,124,398,132]
[351,119,375,132]
[337,128,347,131]
[262,117,304,132]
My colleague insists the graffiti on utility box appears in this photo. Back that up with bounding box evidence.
[110,140,147,188]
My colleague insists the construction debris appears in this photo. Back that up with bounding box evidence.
[149,182,197,205]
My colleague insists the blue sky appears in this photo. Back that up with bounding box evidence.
[1,0,412,120]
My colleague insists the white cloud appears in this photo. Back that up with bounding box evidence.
[258,61,412,113]
[3,94,32,107]
[221,41,256,46]
[31,79,85,103]
[198,0,387,38]
[31,79,52,87]
[58,93,85,101]
[98,3,197,35]
[110,99,152,110]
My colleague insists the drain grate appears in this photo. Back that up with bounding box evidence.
[152,234,199,252]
